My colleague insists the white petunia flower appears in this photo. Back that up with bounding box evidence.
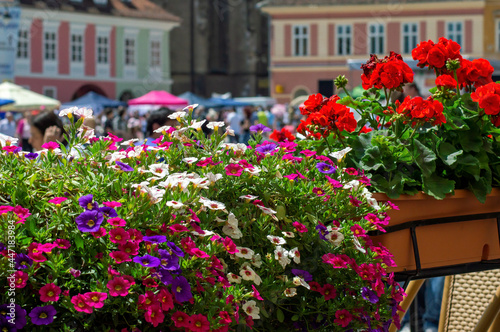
[148,163,170,178]
[206,172,223,184]
[343,180,361,190]
[288,247,300,264]
[292,276,310,289]
[325,227,344,247]
[74,107,93,119]
[59,106,78,117]
[168,111,187,120]
[225,126,235,136]
[227,213,238,227]
[203,200,226,211]
[154,125,172,134]
[239,194,258,201]
[242,300,260,319]
[227,273,242,284]
[222,224,243,239]
[182,157,198,164]
[235,247,254,259]
[240,265,262,285]
[251,253,262,268]
[206,121,225,130]
[166,200,184,209]
[257,205,277,215]
[284,288,297,297]
[282,231,295,238]
[267,235,286,246]
[274,246,291,268]
[329,147,352,161]
[189,119,206,130]
[353,236,367,254]
[0,134,18,146]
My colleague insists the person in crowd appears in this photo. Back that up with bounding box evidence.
[29,111,67,151]
[240,107,253,144]
[144,109,177,147]
[112,107,130,140]
[128,111,143,141]
[0,112,16,138]
[103,109,115,135]
[16,112,33,152]
[225,108,242,143]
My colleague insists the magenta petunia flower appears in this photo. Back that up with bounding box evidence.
[84,292,108,308]
[75,210,104,232]
[225,163,243,176]
[300,149,317,157]
[39,283,61,302]
[107,217,126,227]
[109,228,130,244]
[54,239,71,249]
[109,251,132,264]
[312,187,326,197]
[107,276,132,297]
[71,294,93,314]
[292,221,308,233]
[48,197,67,205]
[133,254,161,268]
[41,142,59,150]
[102,201,122,208]
[29,305,57,325]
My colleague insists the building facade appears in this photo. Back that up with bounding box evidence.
[262,0,500,103]
[13,0,180,103]
[153,0,270,98]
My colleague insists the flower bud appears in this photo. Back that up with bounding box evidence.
[446,59,461,71]
[334,75,348,89]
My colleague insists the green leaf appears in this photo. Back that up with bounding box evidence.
[25,217,36,236]
[277,308,284,323]
[459,130,482,152]
[438,142,463,167]
[276,205,286,220]
[29,173,37,186]
[361,146,384,171]
[291,315,299,321]
[74,233,84,250]
[422,174,455,200]
[413,140,436,176]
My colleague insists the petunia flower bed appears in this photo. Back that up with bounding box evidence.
[0,106,403,331]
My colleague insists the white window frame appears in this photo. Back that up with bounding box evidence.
[497,19,500,53]
[70,24,85,77]
[43,21,59,75]
[43,86,57,99]
[15,26,30,75]
[149,30,162,76]
[96,26,111,78]
[446,21,463,46]
[336,24,352,56]
[402,22,419,55]
[368,23,385,55]
[123,28,138,79]
[292,24,309,57]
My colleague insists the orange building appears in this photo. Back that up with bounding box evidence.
[262,0,500,103]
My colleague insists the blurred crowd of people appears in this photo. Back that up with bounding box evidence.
[0,104,305,152]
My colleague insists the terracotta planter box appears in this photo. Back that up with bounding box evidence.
[371,189,500,275]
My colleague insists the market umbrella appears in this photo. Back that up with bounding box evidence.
[0,82,60,111]
[0,99,14,107]
[60,91,126,114]
[178,92,222,108]
[289,95,309,108]
[209,97,249,108]
[128,90,189,108]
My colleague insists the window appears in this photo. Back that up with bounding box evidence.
[43,87,57,99]
[44,31,56,61]
[402,23,418,54]
[97,35,109,64]
[150,40,161,68]
[368,23,384,54]
[17,28,29,59]
[71,34,83,63]
[336,24,352,55]
[447,22,463,46]
[125,38,135,66]
[292,25,309,56]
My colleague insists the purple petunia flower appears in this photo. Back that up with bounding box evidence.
[291,269,313,282]
[167,241,185,257]
[0,316,15,332]
[255,143,277,154]
[158,249,180,270]
[143,235,167,244]
[78,194,98,211]
[315,224,329,241]
[28,305,56,326]
[133,254,160,268]
[75,210,104,232]
[316,162,336,174]
[24,152,39,160]
[116,161,134,172]
[250,123,271,133]
[0,303,27,329]
[0,242,5,251]
[14,253,33,270]
[171,276,192,302]
[361,287,379,304]
[98,206,118,219]
[157,269,174,285]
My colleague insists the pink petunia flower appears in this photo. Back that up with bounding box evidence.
[39,283,61,302]
[103,201,122,208]
[71,294,93,314]
[334,309,353,327]
[48,197,67,205]
[109,228,130,244]
[84,292,107,308]
[107,276,132,297]
[107,217,126,227]
[41,142,59,150]
[292,221,308,233]
[225,163,243,176]
[109,251,132,264]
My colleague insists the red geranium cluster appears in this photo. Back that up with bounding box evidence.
[396,96,446,127]
[361,51,413,90]
[412,37,461,70]
[471,82,500,127]
[297,95,357,139]
[456,58,493,88]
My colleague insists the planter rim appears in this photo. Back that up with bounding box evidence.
[372,187,500,202]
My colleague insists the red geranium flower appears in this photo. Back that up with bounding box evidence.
[270,128,296,142]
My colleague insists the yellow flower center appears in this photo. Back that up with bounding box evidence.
[39,312,48,319]
[115,285,122,291]
[87,220,95,227]
[78,302,84,307]
[196,321,202,327]
[116,235,121,240]
[47,291,54,297]
[92,296,98,302]
[176,286,182,293]
[87,203,93,210]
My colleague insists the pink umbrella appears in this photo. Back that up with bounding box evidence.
[128,91,189,108]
